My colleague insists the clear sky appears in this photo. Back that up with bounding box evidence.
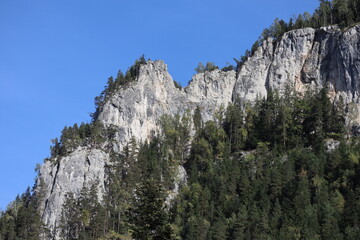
[0,0,319,210]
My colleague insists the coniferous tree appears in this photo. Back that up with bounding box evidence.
[127,179,173,240]
[60,192,80,240]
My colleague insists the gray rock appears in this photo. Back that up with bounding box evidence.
[234,25,360,112]
[39,148,109,237]
[325,139,340,152]
[165,165,187,206]
[38,24,360,238]
[98,60,236,152]
[39,61,236,238]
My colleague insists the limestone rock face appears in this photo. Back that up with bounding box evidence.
[38,24,360,238]
[39,61,236,236]
[39,148,109,235]
[233,37,275,102]
[98,60,236,152]
[234,25,360,113]
[268,27,316,93]
[185,70,236,122]
[98,60,187,152]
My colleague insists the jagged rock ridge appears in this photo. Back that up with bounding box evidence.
[38,24,360,237]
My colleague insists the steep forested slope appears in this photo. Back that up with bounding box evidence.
[2,1,360,239]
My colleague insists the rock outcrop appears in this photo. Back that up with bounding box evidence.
[98,60,236,152]
[234,25,360,117]
[40,148,109,236]
[38,61,237,235]
[38,24,360,237]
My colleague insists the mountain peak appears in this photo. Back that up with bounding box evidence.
[38,23,360,238]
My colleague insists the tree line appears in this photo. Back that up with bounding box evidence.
[43,87,360,239]
[1,0,360,238]
[1,86,360,239]
[232,0,360,73]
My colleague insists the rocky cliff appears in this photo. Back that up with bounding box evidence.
[235,24,360,115]
[38,24,360,237]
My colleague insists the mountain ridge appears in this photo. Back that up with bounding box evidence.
[36,23,360,238]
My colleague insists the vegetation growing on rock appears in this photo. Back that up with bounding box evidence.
[2,1,360,239]
[3,85,360,239]
[91,55,147,121]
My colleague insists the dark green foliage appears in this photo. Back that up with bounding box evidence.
[59,183,107,240]
[3,1,360,237]
[170,87,357,239]
[48,121,112,159]
[223,102,247,153]
[101,113,190,239]
[234,0,360,77]
[127,179,174,240]
[221,64,236,72]
[0,186,48,240]
[193,106,203,132]
[173,80,182,90]
[194,62,219,73]
[259,0,360,43]
[102,139,141,238]
[1,85,358,239]
[159,113,191,164]
[60,192,79,240]
[92,55,147,121]
[233,51,251,73]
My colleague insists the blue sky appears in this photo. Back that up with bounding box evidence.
[0,0,319,210]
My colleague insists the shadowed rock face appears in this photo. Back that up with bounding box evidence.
[38,24,360,238]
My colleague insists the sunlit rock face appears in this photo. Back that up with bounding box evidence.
[234,25,360,115]
[98,60,237,152]
[39,60,237,237]
[38,24,360,238]
[39,148,109,237]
